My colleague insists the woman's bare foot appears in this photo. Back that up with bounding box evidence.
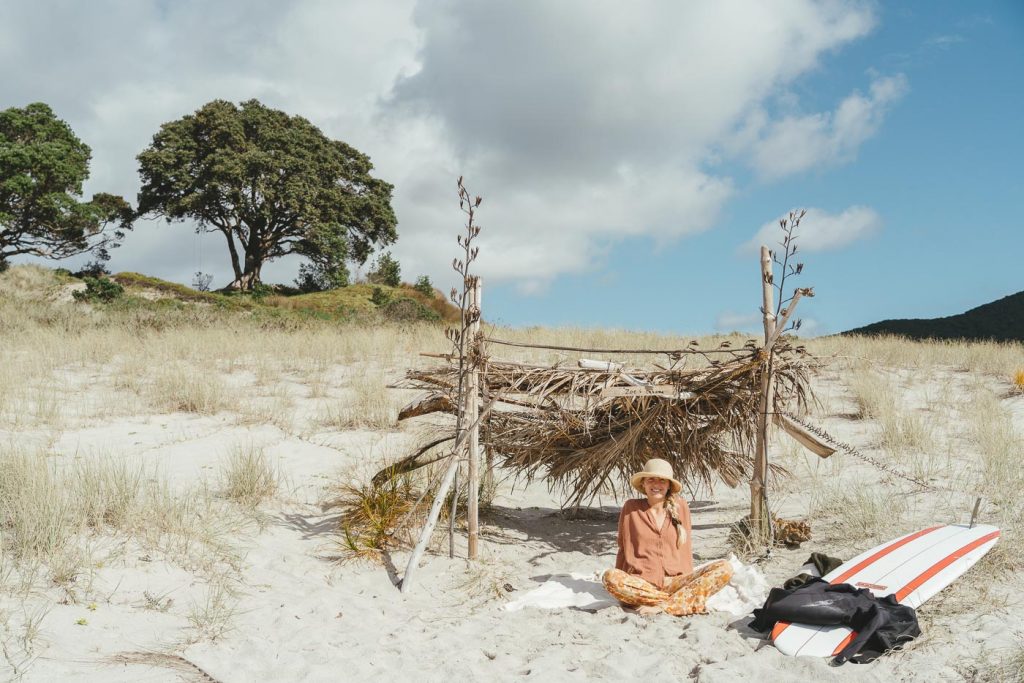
[635,605,664,616]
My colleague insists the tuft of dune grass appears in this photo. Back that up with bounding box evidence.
[317,369,396,431]
[846,370,895,420]
[0,447,249,590]
[219,444,278,509]
[147,365,228,414]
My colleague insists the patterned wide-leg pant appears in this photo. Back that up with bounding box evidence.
[602,560,733,616]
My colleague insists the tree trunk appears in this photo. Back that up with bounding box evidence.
[227,244,263,290]
[222,228,243,283]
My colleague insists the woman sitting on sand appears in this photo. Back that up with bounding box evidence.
[603,458,733,616]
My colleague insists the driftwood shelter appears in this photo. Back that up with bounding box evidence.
[400,340,813,506]
[370,191,834,592]
[384,246,841,592]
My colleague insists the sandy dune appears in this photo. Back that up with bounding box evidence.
[1,323,1022,682]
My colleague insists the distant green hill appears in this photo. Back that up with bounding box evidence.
[843,290,1024,343]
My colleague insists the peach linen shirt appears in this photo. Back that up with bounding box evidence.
[614,498,693,589]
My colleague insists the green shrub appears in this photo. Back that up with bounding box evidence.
[367,252,401,287]
[250,283,274,300]
[72,276,124,303]
[296,260,349,293]
[413,275,434,297]
[73,260,111,278]
[382,296,440,322]
[370,286,392,307]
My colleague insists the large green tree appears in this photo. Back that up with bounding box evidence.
[137,99,397,290]
[0,103,132,268]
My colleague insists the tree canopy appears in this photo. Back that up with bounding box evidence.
[137,99,397,290]
[0,103,132,268]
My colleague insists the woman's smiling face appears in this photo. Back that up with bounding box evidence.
[642,476,670,500]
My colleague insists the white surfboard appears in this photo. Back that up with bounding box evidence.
[772,523,1000,658]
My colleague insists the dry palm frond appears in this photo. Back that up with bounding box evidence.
[109,651,222,682]
[398,341,814,505]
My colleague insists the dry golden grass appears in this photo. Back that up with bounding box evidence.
[219,444,279,509]
[0,263,63,300]
[147,364,228,414]
[75,457,145,530]
[878,410,936,456]
[1001,646,1024,682]
[236,391,296,433]
[808,482,914,546]
[186,575,239,643]
[0,445,249,594]
[0,449,78,564]
[0,603,49,678]
[809,334,1024,376]
[317,368,397,431]
[846,370,895,420]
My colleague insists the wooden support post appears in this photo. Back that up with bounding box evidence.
[448,469,457,558]
[751,246,776,540]
[467,277,482,560]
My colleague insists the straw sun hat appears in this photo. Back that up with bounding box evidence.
[629,458,682,495]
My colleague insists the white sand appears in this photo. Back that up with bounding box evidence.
[2,361,1022,682]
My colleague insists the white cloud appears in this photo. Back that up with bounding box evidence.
[743,74,908,179]
[714,311,763,333]
[925,34,965,49]
[792,317,821,336]
[742,205,882,254]
[2,0,890,291]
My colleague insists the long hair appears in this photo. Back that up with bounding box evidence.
[664,491,687,548]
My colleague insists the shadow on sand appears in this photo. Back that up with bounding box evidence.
[481,499,727,565]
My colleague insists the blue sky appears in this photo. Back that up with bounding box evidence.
[3,1,1022,336]
[484,2,1024,334]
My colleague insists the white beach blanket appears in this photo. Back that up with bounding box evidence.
[503,554,767,616]
[704,554,770,616]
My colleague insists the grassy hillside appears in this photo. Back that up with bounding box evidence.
[0,265,460,328]
[843,290,1024,343]
[110,272,461,324]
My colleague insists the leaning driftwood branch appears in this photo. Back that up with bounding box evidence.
[397,393,456,421]
[371,435,456,488]
[401,390,502,593]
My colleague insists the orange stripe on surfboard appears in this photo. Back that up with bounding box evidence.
[771,525,944,642]
[893,530,1000,602]
[829,529,1001,656]
[830,630,856,656]
[829,525,944,585]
